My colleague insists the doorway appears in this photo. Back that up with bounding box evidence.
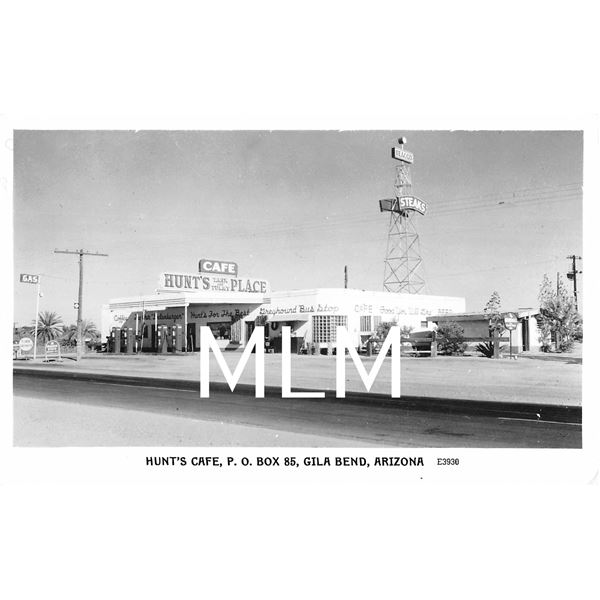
[521,317,529,351]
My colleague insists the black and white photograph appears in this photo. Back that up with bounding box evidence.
[2,4,599,600]
[12,130,583,448]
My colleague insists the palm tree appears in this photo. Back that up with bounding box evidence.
[61,320,101,347]
[32,311,64,343]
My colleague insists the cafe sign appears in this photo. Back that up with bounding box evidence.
[199,259,238,277]
[159,272,269,294]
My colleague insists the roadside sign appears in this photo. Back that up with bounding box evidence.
[397,195,427,215]
[19,337,34,352]
[73,302,80,309]
[44,340,62,362]
[20,273,39,284]
[503,313,518,330]
[392,147,414,164]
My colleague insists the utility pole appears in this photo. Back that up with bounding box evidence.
[344,265,348,289]
[54,249,108,361]
[566,255,582,311]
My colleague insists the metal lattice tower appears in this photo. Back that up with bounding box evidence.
[381,138,426,293]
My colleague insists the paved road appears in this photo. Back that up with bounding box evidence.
[13,375,581,448]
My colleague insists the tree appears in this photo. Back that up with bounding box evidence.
[537,274,582,352]
[13,325,33,341]
[399,325,414,337]
[436,321,467,356]
[61,320,100,347]
[374,321,395,341]
[32,311,64,343]
[484,291,503,334]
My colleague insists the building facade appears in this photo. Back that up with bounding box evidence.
[101,266,466,353]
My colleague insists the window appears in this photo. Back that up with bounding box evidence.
[359,316,372,332]
[312,315,348,343]
[373,316,382,329]
[209,322,231,340]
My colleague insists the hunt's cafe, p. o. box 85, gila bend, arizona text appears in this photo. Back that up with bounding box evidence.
[101,260,465,353]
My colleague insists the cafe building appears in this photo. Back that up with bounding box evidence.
[101,260,465,353]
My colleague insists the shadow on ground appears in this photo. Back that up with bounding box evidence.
[520,354,582,366]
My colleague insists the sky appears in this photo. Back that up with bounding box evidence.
[13,130,583,328]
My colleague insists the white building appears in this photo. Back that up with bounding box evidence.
[101,265,465,352]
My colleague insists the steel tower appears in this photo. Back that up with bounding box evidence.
[380,137,426,293]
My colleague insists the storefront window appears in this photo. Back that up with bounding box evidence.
[313,315,348,343]
[209,322,231,340]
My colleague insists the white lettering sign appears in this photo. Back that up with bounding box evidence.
[159,272,269,294]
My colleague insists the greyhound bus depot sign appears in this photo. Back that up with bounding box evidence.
[159,272,269,294]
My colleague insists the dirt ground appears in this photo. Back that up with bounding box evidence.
[14,343,582,406]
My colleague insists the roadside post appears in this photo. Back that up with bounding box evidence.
[19,273,41,360]
[503,312,518,360]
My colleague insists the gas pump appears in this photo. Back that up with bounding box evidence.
[125,327,134,354]
[111,327,121,354]
[170,324,183,353]
[158,325,169,353]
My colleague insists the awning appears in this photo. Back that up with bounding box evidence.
[267,315,309,323]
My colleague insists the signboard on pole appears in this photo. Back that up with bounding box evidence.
[44,340,62,362]
[19,337,34,353]
[391,147,414,164]
[503,313,518,360]
[20,273,40,284]
[503,313,518,330]
[379,196,428,216]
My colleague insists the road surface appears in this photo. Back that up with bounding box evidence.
[13,374,581,448]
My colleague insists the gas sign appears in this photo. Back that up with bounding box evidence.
[20,273,39,284]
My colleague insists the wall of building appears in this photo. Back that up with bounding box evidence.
[244,288,466,350]
[103,287,466,352]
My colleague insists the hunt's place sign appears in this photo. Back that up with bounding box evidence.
[159,271,269,294]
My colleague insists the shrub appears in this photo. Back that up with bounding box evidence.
[559,338,575,352]
[476,341,494,358]
[436,322,467,356]
[475,341,508,358]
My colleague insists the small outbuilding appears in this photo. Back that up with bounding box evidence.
[426,308,542,354]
